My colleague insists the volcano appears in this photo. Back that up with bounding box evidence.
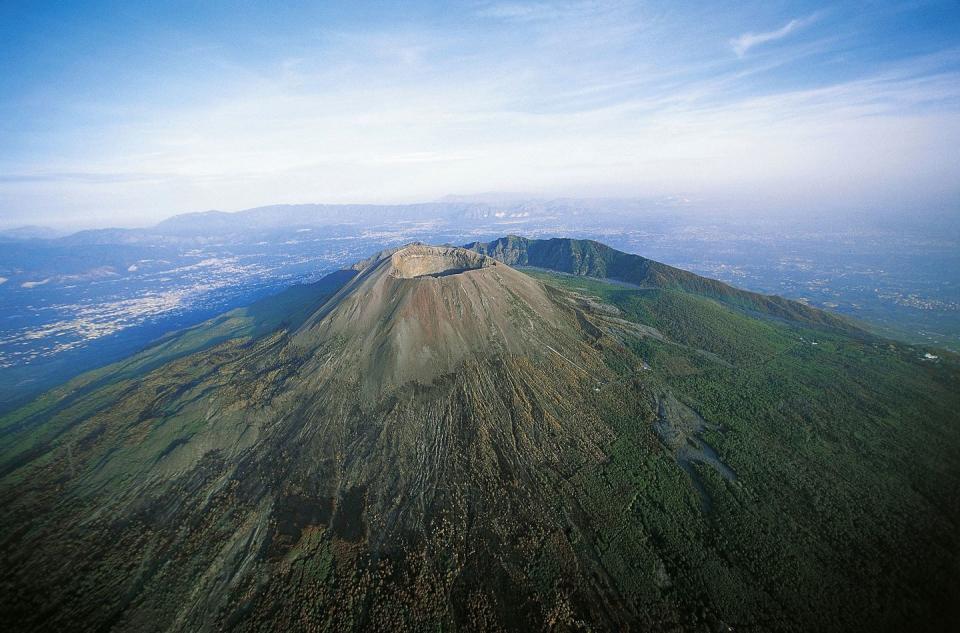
[291,244,586,399]
[1,238,958,632]
[0,244,630,630]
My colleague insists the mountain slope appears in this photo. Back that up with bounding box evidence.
[0,246,624,630]
[1,241,958,632]
[466,235,860,332]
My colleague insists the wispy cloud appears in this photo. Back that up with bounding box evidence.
[0,171,165,184]
[476,1,633,24]
[477,2,558,21]
[730,13,820,58]
[1,2,958,225]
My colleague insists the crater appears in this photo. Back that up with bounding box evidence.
[391,245,495,279]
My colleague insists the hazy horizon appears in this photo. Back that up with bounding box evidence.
[2,1,959,228]
[4,193,960,235]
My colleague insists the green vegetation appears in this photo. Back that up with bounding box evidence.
[524,268,960,631]
[1,241,958,632]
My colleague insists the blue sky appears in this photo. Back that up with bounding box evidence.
[0,1,958,227]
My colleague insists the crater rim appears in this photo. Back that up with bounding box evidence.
[390,245,495,279]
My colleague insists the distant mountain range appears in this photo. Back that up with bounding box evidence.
[0,197,688,244]
[0,225,68,241]
[2,237,957,631]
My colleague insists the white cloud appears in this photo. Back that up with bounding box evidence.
[476,0,637,30]
[730,14,820,57]
[478,2,557,21]
[1,5,957,226]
